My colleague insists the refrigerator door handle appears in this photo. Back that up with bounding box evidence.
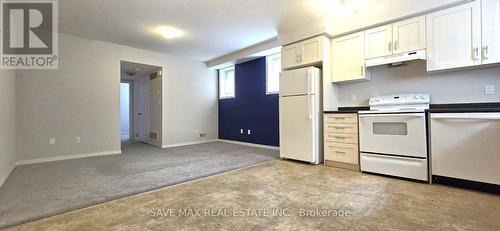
[307,70,313,120]
[308,94,313,120]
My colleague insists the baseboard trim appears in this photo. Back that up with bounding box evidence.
[218,139,279,150]
[162,139,218,148]
[0,163,15,188]
[16,150,122,166]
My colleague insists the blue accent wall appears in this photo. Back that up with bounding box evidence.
[218,57,279,147]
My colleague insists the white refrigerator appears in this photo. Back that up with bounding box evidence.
[279,67,322,164]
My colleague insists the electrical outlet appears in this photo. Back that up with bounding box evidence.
[485,85,495,95]
[247,129,251,135]
[199,133,207,137]
[75,137,81,143]
[240,129,244,134]
[50,138,55,145]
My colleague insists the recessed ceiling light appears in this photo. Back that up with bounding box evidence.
[135,68,141,71]
[156,26,184,39]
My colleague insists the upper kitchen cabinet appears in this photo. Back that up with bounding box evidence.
[332,32,370,83]
[426,1,482,71]
[364,16,426,60]
[365,25,393,59]
[481,0,500,65]
[281,36,323,69]
[392,16,426,53]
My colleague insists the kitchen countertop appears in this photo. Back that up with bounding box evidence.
[324,106,370,114]
[324,103,500,114]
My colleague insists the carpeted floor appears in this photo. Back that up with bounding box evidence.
[0,141,279,229]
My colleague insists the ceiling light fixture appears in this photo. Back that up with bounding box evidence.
[156,26,184,39]
[135,68,141,71]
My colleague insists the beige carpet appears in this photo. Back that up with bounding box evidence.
[0,141,279,229]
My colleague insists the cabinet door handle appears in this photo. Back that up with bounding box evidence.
[482,46,489,61]
[360,66,364,76]
[472,47,479,61]
[394,40,398,51]
[300,54,303,63]
[388,41,392,52]
[334,151,347,154]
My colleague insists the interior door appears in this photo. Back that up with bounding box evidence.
[426,1,482,71]
[134,76,149,142]
[392,16,426,53]
[481,0,500,64]
[332,32,366,83]
[279,96,313,162]
[301,37,323,65]
[365,24,393,59]
[281,43,300,69]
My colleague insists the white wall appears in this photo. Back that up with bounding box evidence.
[15,33,218,161]
[335,61,500,106]
[0,70,16,187]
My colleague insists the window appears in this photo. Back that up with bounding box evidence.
[219,66,235,99]
[266,53,281,94]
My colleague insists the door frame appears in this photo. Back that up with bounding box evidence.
[120,80,134,141]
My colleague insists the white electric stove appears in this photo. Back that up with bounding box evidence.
[358,94,431,181]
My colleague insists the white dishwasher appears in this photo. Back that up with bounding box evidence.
[430,113,500,185]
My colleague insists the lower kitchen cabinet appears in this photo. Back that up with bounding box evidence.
[323,113,360,171]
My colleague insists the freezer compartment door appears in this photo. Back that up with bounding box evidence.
[361,153,428,181]
[279,95,316,163]
[280,67,318,96]
[430,113,500,185]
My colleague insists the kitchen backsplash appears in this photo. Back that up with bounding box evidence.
[337,61,500,106]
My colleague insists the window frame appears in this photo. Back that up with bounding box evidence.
[218,66,236,99]
[266,53,281,95]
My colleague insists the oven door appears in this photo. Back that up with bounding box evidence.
[359,113,427,158]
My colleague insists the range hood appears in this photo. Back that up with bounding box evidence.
[365,49,426,67]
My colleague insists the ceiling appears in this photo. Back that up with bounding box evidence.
[120,61,161,81]
[59,0,324,62]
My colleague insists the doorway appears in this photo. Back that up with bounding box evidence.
[120,61,163,148]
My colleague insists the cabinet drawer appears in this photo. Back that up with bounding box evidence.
[324,123,358,134]
[324,114,357,124]
[324,133,358,144]
[324,142,359,165]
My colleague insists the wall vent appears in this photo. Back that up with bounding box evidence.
[149,131,159,141]
[149,72,158,80]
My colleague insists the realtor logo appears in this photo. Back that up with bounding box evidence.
[1,0,58,69]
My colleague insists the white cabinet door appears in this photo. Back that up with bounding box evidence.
[392,16,426,53]
[301,36,323,65]
[365,24,393,59]
[481,0,500,64]
[332,32,368,83]
[426,1,482,71]
[281,43,300,69]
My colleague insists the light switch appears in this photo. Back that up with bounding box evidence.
[485,85,495,95]
[240,129,243,134]
[247,130,251,135]
[75,137,81,143]
[50,138,55,145]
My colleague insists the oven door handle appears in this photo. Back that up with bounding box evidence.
[359,114,424,118]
